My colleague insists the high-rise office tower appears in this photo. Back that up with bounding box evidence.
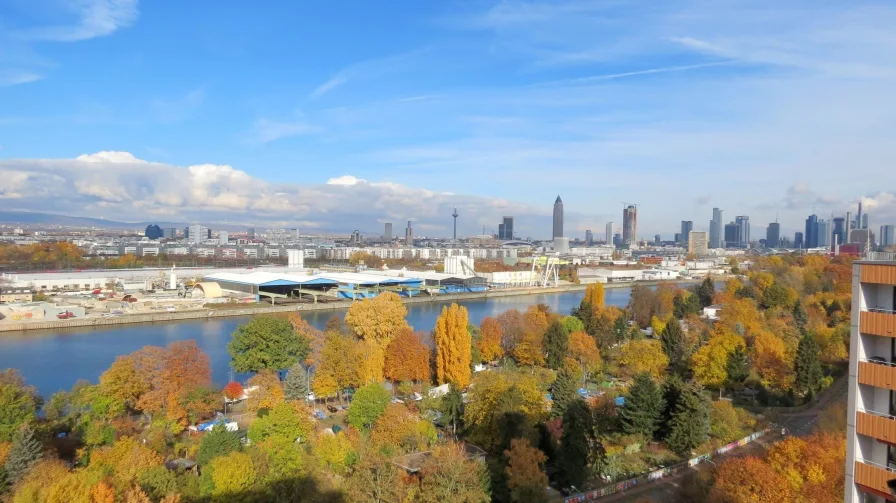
[384,223,393,241]
[844,259,896,501]
[766,222,780,248]
[880,225,895,247]
[688,231,708,256]
[833,217,846,246]
[654,234,661,245]
[502,216,514,240]
[405,221,413,244]
[816,218,832,249]
[710,208,723,249]
[218,231,229,245]
[735,216,750,247]
[856,201,863,229]
[613,233,622,247]
[605,222,613,245]
[552,196,564,239]
[622,205,638,245]
[247,227,255,240]
[498,223,505,240]
[724,223,739,248]
[794,232,804,248]
[862,213,870,230]
[585,230,593,246]
[680,221,693,247]
[805,214,819,248]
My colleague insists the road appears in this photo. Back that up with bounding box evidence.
[591,377,848,503]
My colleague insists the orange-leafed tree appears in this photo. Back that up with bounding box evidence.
[523,305,550,338]
[287,313,325,366]
[434,303,472,387]
[344,292,408,349]
[90,481,116,503]
[497,309,526,355]
[752,330,793,391]
[246,370,284,411]
[99,355,149,411]
[477,316,504,363]
[568,330,601,383]
[314,332,358,402]
[514,330,546,367]
[223,381,244,401]
[89,436,164,487]
[711,456,794,502]
[130,341,211,424]
[504,438,549,503]
[384,327,431,385]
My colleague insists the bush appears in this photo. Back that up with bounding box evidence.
[347,384,390,430]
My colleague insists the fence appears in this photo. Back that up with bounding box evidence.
[564,428,771,503]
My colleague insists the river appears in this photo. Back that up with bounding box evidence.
[0,288,636,397]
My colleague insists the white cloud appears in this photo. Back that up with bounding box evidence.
[310,76,348,98]
[250,118,319,143]
[327,175,366,186]
[0,71,42,87]
[18,0,139,42]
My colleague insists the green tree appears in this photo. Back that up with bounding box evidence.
[248,401,313,444]
[196,424,242,466]
[550,369,578,419]
[659,318,686,373]
[619,373,664,439]
[3,424,42,484]
[543,321,570,370]
[0,381,37,442]
[659,375,685,439]
[792,300,808,334]
[562,316,585,335]
[136,465,179,501]
[794,335,823,397]
[665,382,710,456]
[347,383,391,430]
[761,283,790,309]
[442,383,465,439]
[695,277,715,308]
[612,314,628,344]
[725,346,750,388]
[557,400,593,488]
[228,316,311,373]
[284,362,309,401]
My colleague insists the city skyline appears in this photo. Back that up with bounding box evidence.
[1,1,895,237]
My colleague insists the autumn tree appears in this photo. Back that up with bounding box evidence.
[619,373,664,439]
[617,340,669,379]
[248,401,313,444]
[0,374,37,442]
[354,338,386,385]
[794,334,823,397]
[371,403,437,454]
[711,456,794,502]
[348,383,391,429]
[478,317,504,363]
[99,355,148,413]
[629,284,657,327]
[228,316,311,372]
[464,371,545,452]
[313,332,357,402]
[543,321,569,370]
[223,381,244,401]
[203,451,257,497]
[287,313,325,366]
[753,330,793,392]
[513,331,546,367]
[435,303,472,387]
[283,362,309,401]
[344,292,409,348]
[497,310,526,355]
[567,330,601,385]
[345,453,406,503]
[246,370,285,412]
[583,283,606,311]
[417,443,490,503]
[550,369,578,419]
[690,334,745,392]
[504,439,548,503]
[384,327,431,385]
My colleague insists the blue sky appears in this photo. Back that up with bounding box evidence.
[1,0,896,239]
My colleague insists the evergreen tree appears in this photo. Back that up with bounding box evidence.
[794,335,823,397]
[695,277,715,308]
[196,424,242,466]
[612,315,628,344]
[442,383,465,439]
[619,373,664,439]
[660,318,686,372]
[550,369,578,419]
[665,382,710,456]
[3,424,42,484]
[572,302,593,334]
[543,321,570,370]
[792,300,808,335]
[672,293,687,320]
[659,375,685,439]
[283,361,309,401]
[725,346,750,388]
[557,400,593,488]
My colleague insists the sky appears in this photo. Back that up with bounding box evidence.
[1,0,896,239]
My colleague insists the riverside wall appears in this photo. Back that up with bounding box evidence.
[0,279,699,333]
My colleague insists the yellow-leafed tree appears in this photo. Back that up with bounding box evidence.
[434,303,472,387]
[617,340,668,379]
[691,333,746,389]
[583,283,605,311]
[344,292,409,349]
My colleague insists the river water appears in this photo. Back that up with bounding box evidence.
[0,288,636,397]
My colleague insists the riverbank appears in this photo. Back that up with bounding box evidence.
[0,279,700,333]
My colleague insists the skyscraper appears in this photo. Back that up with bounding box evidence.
[622,205,637,245]
[856,201,863,229]
[724,223,739,248]
[833,217,846,246]
[405,221,413,244]
[710,208,723,249]
[552,196,564,239]
[816,218,832,249]
[498,223,505,240]
[880,225,895,247]
[605,222,613,245]
[680,221,693,247]
[862,213,870,230]
[766,222,780,248]
[585,230,593,246]
[735,216,750,247]
[247,227,255,240]
[384,222,393,241]
[805,214,819,248]
[502,216,514,240]
[688,231,708,256]
[794,232,804,248]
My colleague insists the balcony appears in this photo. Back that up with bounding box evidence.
[857,409,896,444]
[859,360,896,391]
[861,310,896,338]
[861,262,896,285]
[855,459,896,501]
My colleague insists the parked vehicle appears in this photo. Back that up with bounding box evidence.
[56,311,76,319]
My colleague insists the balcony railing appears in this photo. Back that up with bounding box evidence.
[857,409,896,444]
[855,458,896,499]
[859,360,896,392]
[861,310,896,338]
[867,252,896,262]
[861,262,896,285]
